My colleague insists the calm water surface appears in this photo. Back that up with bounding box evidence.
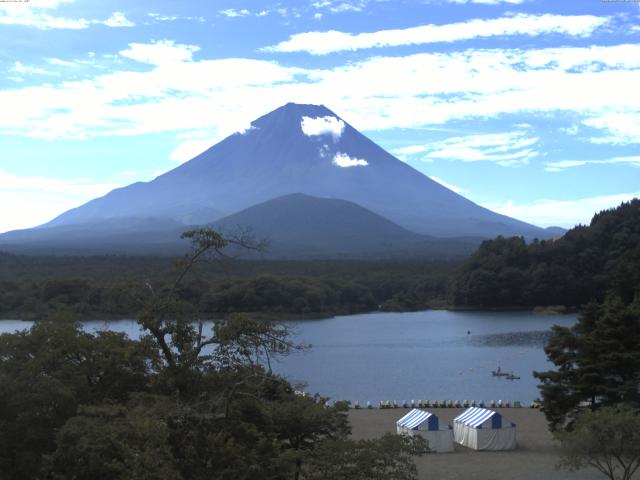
[1,310,576,404]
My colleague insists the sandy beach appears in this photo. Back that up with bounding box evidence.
[348,408,603,480]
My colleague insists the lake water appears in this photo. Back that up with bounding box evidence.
[0,310,576,404]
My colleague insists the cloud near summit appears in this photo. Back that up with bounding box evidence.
[301,116,345,140]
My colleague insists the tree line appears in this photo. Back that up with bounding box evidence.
[0,257,454,320]
[452,199,640,308]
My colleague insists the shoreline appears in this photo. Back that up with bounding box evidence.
[348,408,600,480]
[0,305,579,323]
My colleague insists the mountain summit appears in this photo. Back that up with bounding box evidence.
[4,103,555,254]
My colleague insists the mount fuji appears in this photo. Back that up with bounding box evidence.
[0,103,560,256]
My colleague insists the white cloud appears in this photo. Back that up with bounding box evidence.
[148,12,205,22]
[312,0,367,14]
[301,116,345,140]
[402,130,539,166]
[328,2,363,13]
[10,61,59,76]
[393,145,429,156]
[1,42,638,146]
[332,152,368,167]
[429,176,467,194]
[0,168,122,233]
[102,11,134,27]
[0,0,134,30]
[545,155,640,172]
[219,8,251,17]
[0,9,90,29]
[263,14,609,54]
[483,192,640,228]
[119,40,199,65]
[584,112,640,145]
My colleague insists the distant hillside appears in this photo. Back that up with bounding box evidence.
[0,217,187,255]
[0,194,480,259]
[452,199,640,308]
[212,193,481,259]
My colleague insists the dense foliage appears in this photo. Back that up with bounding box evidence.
[534,295,640,430]
[556,405,640,480]
[0,254,454,320]
[452,200,640,308]
[0,229,426,480]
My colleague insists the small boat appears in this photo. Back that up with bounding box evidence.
[491,366,509,377]
[505,372,521,380]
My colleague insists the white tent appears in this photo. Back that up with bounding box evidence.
[396,409,454,453]
[453,407,516,451]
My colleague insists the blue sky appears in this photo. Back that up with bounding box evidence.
[1,0,639,233]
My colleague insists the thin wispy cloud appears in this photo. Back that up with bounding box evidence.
[119,40,199,65]
[219,8,251,18]
[263,13,609,54]
[102,12,134,28]
[10,61,59,76]
[0,0,135,30]
[397,130,539,166]
[545,155,640,172]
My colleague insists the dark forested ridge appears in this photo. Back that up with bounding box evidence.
[3,199,638,320]
[0,254,455,320]
[452,200,640,308]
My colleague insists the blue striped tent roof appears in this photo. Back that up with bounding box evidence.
[453,407,497,428]
[396,409,433,430]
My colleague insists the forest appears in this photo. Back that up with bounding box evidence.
[0,254,454,320]
[452,199,640,309]
[1,200,639,320]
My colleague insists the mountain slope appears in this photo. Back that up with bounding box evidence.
[212,193,480,258]
[0,194,481,258]
[41,103,553,239]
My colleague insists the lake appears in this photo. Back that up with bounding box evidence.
[0,310,576,404]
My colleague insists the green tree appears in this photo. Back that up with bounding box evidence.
[556,405,640,480]
[0,319,155,479]
[47,400,182,480]
[535,296,640,430]
[301,434,427,480]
